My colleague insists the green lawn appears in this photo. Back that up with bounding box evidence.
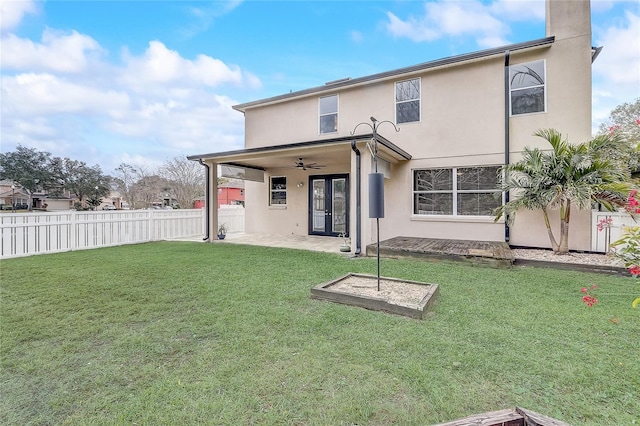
[1,242,638,425]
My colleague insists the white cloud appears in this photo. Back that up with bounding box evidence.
[385,0,544,48]
[3,73,130,115]
[1,29,104,73]
[120,41,261,91]
[594,11,640,87]
[592,10,640,131]
[489,0,545,21]
[1,29,259,172]
[0,0,38,33]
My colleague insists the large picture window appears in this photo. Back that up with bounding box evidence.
[319,95,338,134]
[395,78,420,124]
[510,60,545,115]
[413,166,501,216]
[270,176,287,205]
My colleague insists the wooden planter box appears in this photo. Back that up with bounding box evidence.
[434,407,570,426]
[311,273,438,319]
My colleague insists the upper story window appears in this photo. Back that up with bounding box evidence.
[270,176,287,205]
[395,78,420,124]
[319,95,338,134]
[510,60,546,116]
[413,166,501,216]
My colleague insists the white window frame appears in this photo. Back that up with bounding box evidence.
[319,94,338,134]
[395,77,421,124]
[412,166,502,217]
[269,176,287,206]
[509,60,546,116]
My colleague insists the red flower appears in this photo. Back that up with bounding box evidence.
[597,217,613,231]
[580,284,599,307]
[629,265,640,276]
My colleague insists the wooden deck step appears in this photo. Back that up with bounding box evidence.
[366,236,514,268]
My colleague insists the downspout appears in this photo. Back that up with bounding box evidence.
[503,50,511,243]
[351,140,362,255]
[198,159,210,241]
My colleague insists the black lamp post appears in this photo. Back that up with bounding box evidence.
[350,117,399,291]
[94,186,99,210]
[11,184,15,212]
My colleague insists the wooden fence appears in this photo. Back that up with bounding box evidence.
[0,209,212,259]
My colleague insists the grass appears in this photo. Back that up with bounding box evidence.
[1,241,638,425]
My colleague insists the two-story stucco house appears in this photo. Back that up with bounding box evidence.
[189,0,598,253]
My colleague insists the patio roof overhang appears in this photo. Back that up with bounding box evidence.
[187,133,411,176]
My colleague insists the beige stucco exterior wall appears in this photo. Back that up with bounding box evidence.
[508,0,593,250]
[238,0,594,251]
[245,162,351,237]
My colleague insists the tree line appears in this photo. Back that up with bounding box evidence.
[0,147,206,210]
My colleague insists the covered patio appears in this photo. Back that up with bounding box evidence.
[188,133,411,253]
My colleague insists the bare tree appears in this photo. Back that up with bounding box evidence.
[113,163,139,209]
[131,166,168,209]
[158,156,205,209]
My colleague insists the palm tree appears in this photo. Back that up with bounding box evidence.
[495,129,633,254]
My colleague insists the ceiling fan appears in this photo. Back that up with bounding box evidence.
[293,158,324,170]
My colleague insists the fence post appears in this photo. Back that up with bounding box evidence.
[149,209,154,241]
[70,210,76,251]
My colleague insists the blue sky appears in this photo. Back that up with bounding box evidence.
[1,0,639,174]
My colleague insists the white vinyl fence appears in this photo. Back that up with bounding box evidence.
[218,205,245,233]
[591,210,636,253]
[1,209,205,259]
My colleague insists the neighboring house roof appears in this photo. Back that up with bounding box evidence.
[233,36,555,113]
[0,188,29,198]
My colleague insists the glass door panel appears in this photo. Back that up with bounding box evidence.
[332,178,346,234]
[309,174,348,237]
[312,179,326,233]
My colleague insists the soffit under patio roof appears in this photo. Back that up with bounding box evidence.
[187,133,411,171]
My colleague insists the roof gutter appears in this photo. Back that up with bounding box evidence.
[187,133,411,164]
[504,50,511,243]
[351,141,361,256]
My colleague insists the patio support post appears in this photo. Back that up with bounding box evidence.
[198,160,211,241]
[210,162,219,240]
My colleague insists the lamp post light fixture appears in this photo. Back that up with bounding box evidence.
[11,184,15,212]
[350,116,399,291]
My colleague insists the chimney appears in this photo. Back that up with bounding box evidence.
[546,0,591,40]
